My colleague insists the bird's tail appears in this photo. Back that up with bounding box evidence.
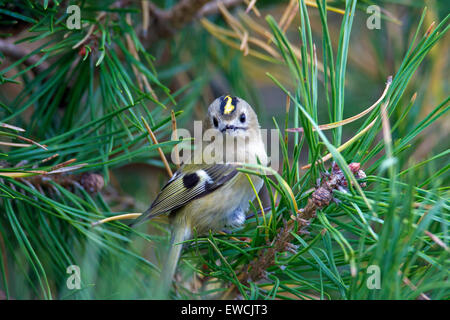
[128,205,153,227]
[153,223,188,299]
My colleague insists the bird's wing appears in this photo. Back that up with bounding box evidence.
[131,163,239,226]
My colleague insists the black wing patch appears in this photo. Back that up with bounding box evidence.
[131,164,238,226]
[183,173,200,189]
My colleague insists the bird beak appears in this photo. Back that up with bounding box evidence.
[221,124,236,132]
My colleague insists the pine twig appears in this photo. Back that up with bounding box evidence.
[142,117,173,178]
[22,172,104,194]
[171,110,181,169]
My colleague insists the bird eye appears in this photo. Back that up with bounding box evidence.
[239,113,246,123]
[213,117,219,127]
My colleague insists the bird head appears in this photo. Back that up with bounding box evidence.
[206,95,260,137]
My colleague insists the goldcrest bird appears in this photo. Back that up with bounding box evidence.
[132,95,268,298]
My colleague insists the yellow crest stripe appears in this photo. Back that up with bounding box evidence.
[223,95,235,114]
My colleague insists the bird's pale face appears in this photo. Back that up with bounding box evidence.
[206,95,260,137]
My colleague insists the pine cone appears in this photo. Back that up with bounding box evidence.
[80,173,104,193]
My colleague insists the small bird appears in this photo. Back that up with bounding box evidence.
[133,95,268,298]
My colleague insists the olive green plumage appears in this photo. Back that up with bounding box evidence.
[132,163,238,227]
[133,95,267,298]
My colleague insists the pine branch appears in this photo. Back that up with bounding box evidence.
[240,162,367,287]
[199,0,244,17]
[140,0,244,41]
[0,39,49,74]
[145,0,212,40]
